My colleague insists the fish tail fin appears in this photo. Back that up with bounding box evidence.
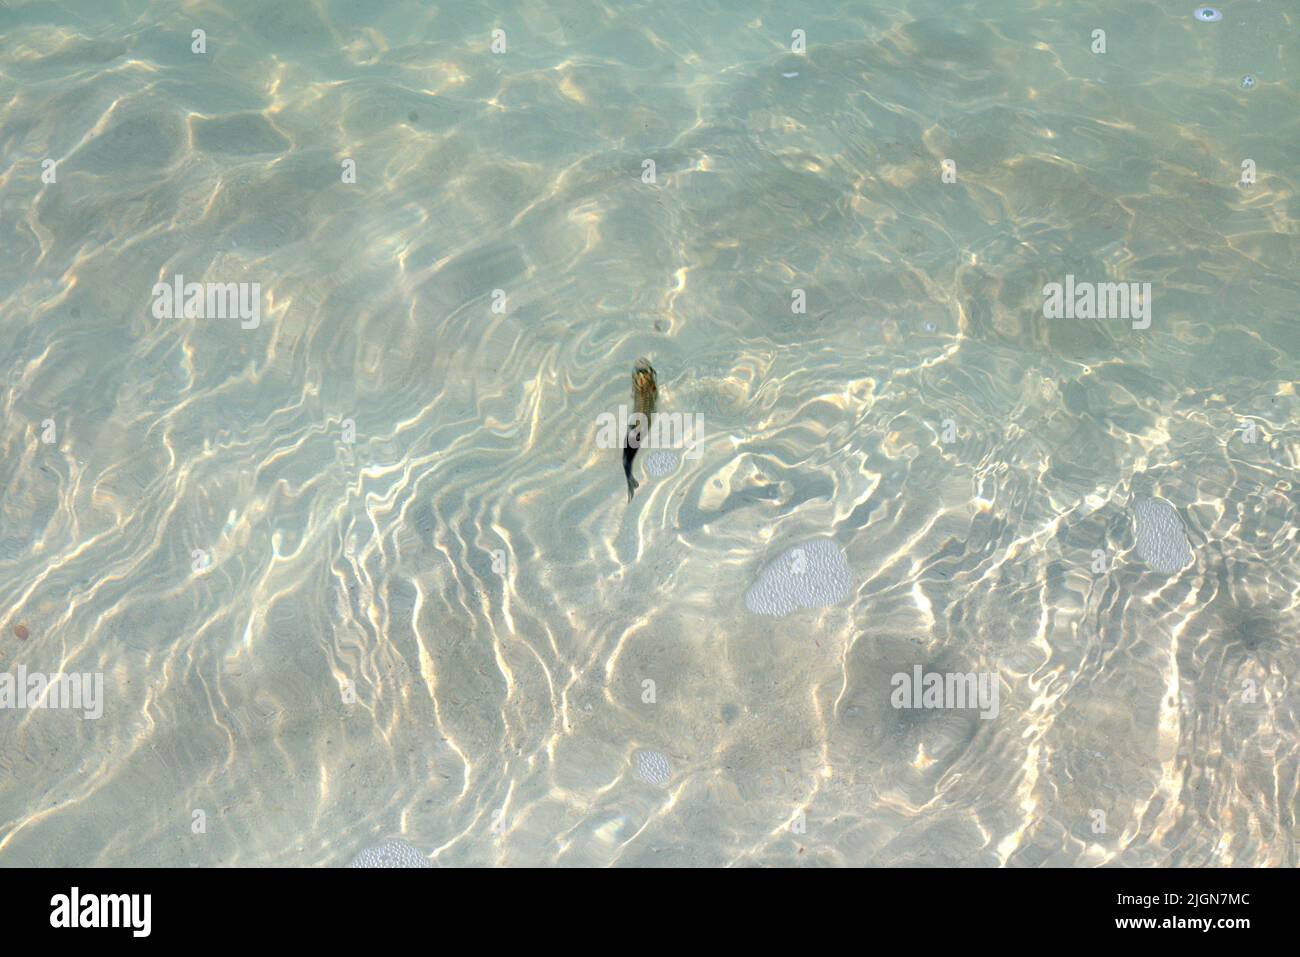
[626,474,639,502]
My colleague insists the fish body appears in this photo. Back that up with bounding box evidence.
[623,358,657,501]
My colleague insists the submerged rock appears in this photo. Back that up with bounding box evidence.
[346,839,432,868]
[645,450,680,477]
[1133,497,1193,574]
[633,749,672,786]
[744,538,852,617]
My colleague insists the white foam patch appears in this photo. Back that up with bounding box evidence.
[744,538,852,616]
[633,749,671,786]
[1133,497,1193,574]
[346,839,432,868]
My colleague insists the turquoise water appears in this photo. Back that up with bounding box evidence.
[0,0,1296,866]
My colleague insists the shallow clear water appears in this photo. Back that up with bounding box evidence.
[0,0,1296,866]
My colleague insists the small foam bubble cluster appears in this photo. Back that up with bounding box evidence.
[645,450,679,477]
[744,538,852,616]
[346,839,432,868]
[634,749,671,786]
[1133,497,1193,574]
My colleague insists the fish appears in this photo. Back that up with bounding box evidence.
[623,357,657,501]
